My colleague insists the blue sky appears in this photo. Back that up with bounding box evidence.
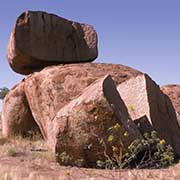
[0,0,180,108]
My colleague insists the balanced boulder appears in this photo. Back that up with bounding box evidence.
[48,75,142,167]
[2,81,39,137]
[117,74,180,156]
[7,11,98,75]
[161,84,180,127]
[24,63,142,140]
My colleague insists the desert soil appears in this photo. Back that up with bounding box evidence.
[0,119,180,180]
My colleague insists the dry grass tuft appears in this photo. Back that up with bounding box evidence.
[0,129,55,163]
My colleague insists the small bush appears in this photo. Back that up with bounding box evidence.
[123,131,175,169]
[7,148,17,157]
[96,124,175,169]
[0,87,9,99]
[56,151,73,165]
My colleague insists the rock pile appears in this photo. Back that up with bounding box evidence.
[2,11,180,167]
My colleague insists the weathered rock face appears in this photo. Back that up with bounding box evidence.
[117,74,180,156]
[161,85,180,127]
[7,11,98,75]
[48,75,142,167]
[2,81,39,137]
[24,63,142,140]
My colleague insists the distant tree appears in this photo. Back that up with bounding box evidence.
[0,87,9,99]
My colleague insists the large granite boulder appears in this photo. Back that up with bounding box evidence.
[2,81,39,137]
[48,75,142,167]
[117,74,180,156]
[7,11,98,75]
[161,84,180,127]
[24,63,142,140]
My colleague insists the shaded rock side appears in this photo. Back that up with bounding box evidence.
[161,84,180,127]
[48,75,142,167]
[2,81,39,137]
[134,115,154,135]
[117,74,180,156]
[7,11,98,75]
[24,63,142,140]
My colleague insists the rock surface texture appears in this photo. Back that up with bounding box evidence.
[2,81,39,137]
[24,63,142,139]
[117,74,180,156]
[0,157,180,180]
[7,11,98,75]
[48,75,142,167]
[161,84,180,127]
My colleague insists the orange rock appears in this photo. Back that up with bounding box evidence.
[7,11,98,75]
[2,81,39,137]
[49,75,142,167]
[24,63,142,140]
[117,74,180,156]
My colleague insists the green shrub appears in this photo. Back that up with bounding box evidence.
[96,125,175,169]
[0,87,9,99]
[56,151,73,165]
[7,148,17,157]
